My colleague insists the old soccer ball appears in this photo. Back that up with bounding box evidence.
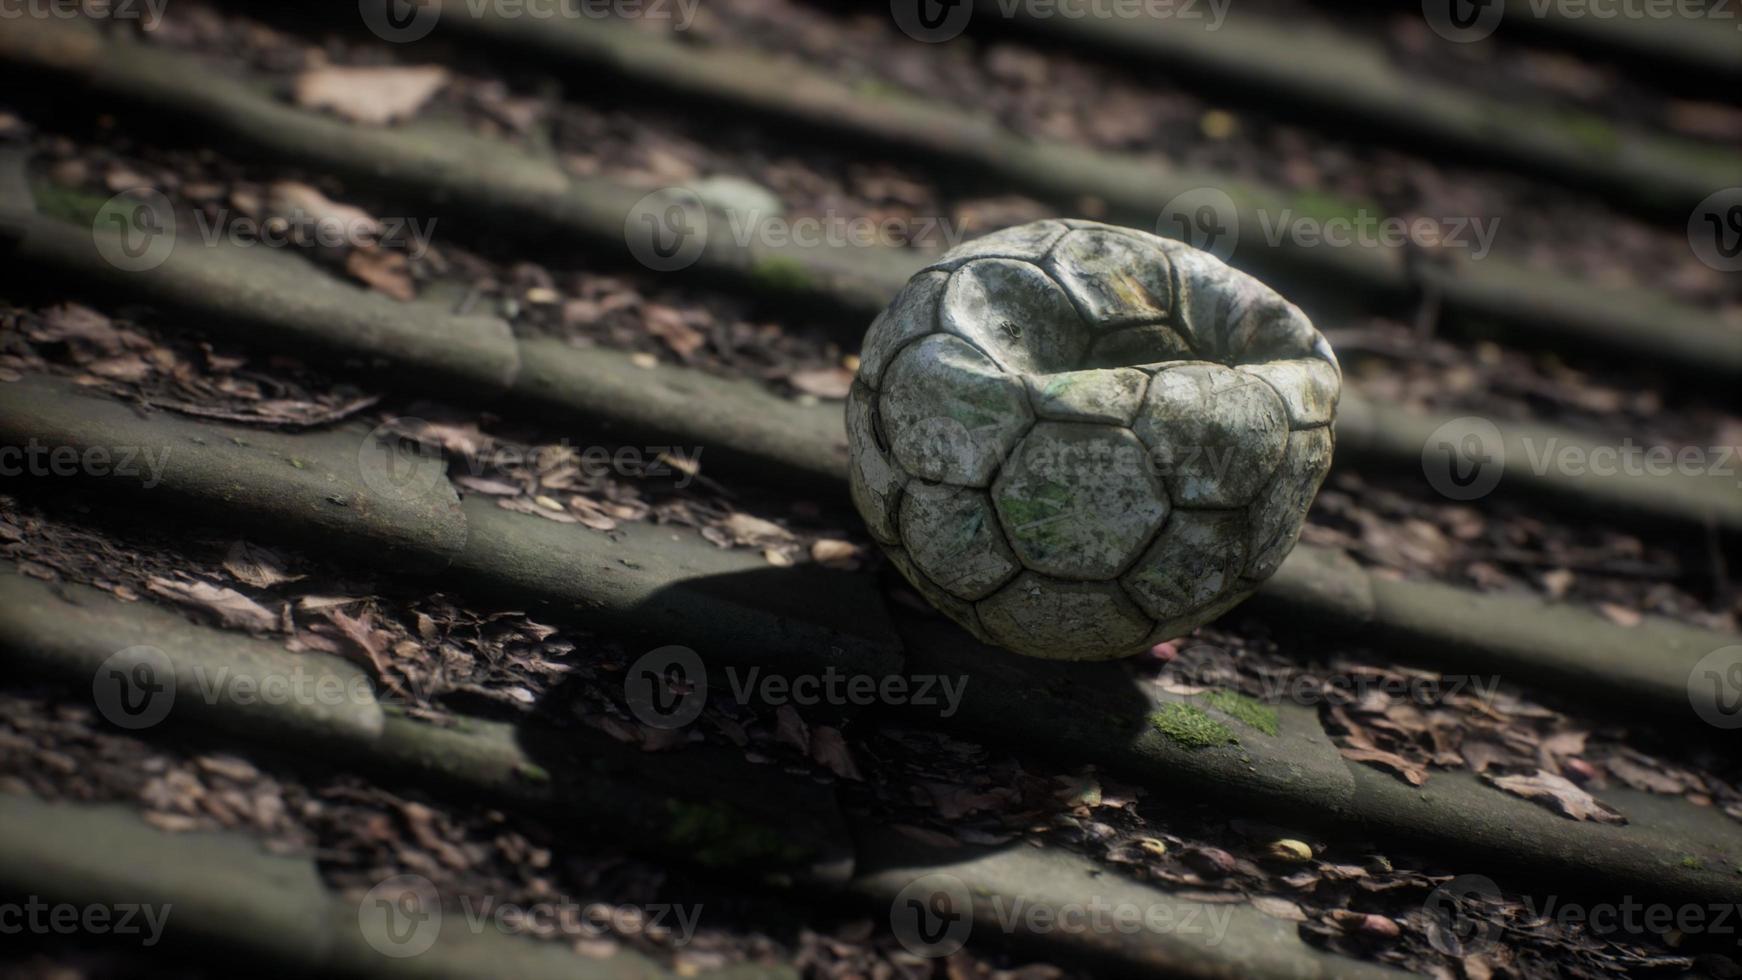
[847,219,1339,660]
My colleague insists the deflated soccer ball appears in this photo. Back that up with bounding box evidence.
[847,219,1339,660]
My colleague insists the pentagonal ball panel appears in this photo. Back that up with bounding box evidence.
[900,481,1021,601]
[977,572,1154,660]
[1134,362,1288,508]
[880,334,1033,487]
[992,422,1168,580]
[940,258,1089,375]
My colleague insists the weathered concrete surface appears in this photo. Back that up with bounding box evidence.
[11,206,520,396]
[0,373,467,573]
[1351,766,1742,911]
[452,495,905,681]
[0,570,856,885]
[895,615,1359,823]
[0,793,787,979]
[411,5,1742,383]
[7,368,1732,727]
[850,819,1403,980]
[2,57,1734,530]
[985,0,1738,214]
[0,572,384,744]
[3,382,1738,922]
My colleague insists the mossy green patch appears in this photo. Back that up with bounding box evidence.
[27,178,108,225]
[750,256,813,293]
[1288,188,1378,226]
[1201,689,1279,737]
[1560,113,1620,156]
[1149,702,1237,749]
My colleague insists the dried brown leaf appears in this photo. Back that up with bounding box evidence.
[1487,770,1627,824]
[293,65,449,126]
[146,577,277,633]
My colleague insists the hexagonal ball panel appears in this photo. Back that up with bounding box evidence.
[1044,226,1175,327]
[1024,368,1148,426]
[1143,586,1255,646]
[977,572,1154,660]
[880,334,1033,487]
[900,481,1021,601]
[1133,362,1288,508]
[993,422,1168,580]
[940,258,1089,375]
[923,220,1069,272]
[1239,358,1340,429]
[1246,426,1334,580]
[859,270,946,388]
[1121,509,1247,621]
[885,547,990,642]
[845,380,905,545]
[1084,323,1196,370]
